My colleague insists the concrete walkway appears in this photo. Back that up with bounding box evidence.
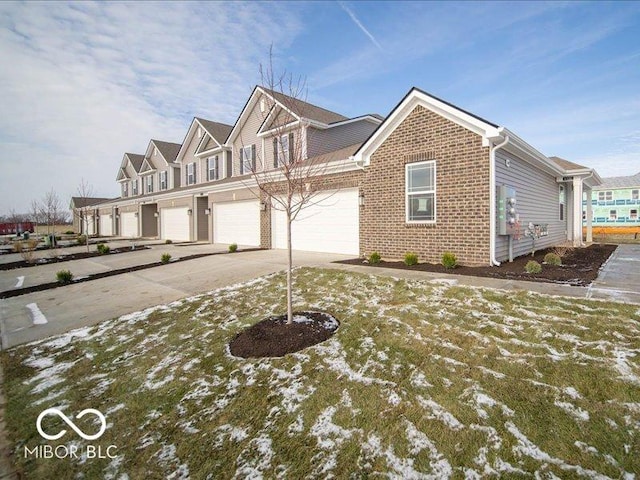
[585,243,640,304]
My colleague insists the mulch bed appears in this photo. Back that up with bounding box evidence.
[336,244,617,287]
[229,311,340,358]
[0,245,150,271]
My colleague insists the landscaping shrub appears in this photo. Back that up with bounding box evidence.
[161,253,171,264]
[368,252,381,264]
[96,243,110,255]
[229,243,238,253]
[165,239,172,244]
[404,252,418,266]
[76,235,87,246]
[56,270,73,284]
[441,252,457,269]
[543,252,562,266]
[525,260,542,274]
[12,241,24,253]
[65,230,75,235]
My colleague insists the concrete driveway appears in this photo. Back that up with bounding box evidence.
[0,247,350,349]
[587,243,640,304]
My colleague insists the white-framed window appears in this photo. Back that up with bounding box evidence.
[633,190,639,200]
[406,161,436,223]
[123,183,128,197]
[240,145,255,174]
[146,175,153,194]
[609,209,617,221]
[160,171,167,190]
[207,156,219,181]
[630,209,638,220]
[132,179,138,196]
[559,185,565,221]
[599,191,613,201]
[274,134,290,167]
[187,162,196,185]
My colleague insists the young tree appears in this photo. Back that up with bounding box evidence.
[243,52,345,324]
[74,178,94,252]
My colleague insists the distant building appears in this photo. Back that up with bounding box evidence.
[586,171,640,229]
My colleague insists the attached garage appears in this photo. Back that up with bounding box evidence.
[121,212,138,238]
[160,207,191,242]
[213,200,260,246]
[272,188,359,255]
[86,215,95,235]
[100,215,112,236]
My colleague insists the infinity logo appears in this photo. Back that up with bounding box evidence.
[36,408,106,441]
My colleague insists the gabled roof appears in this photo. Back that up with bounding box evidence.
[70,197,111,209]
[262,87,348,125]
[596,171,640,190]
[123,153,144,173]
[147,139,181,165]
[139,157,157,174]
[116,168,130,182]
[195,117,233,145]
[549,156,588,171]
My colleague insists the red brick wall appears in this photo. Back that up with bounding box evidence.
[360,105,491,266]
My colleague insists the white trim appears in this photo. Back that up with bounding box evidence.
[405,160,436,224]
[327,115,383,128]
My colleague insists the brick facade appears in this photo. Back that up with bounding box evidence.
[360,105,491,266]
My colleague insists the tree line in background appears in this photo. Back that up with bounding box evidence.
[0,189,70,234]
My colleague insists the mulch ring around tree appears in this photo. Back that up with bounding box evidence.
[336,244,617,287]
[229,311,340,358]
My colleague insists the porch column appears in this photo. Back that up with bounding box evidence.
[585,187,593,243]
[573,177,583,247]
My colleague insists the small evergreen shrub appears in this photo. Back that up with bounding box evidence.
[404,252,418,266]
[368,252,381,264]
[96,243,110,254]
[56,270,73,284]
[161,253,171,264]
[525,260,542,274]
[76,235,87,246]
[229,243,238,253]
[543,252,561,266]
[165,239,172,244]
[441,252,457,269]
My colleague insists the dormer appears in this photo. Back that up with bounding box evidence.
[117,153,144,198]
[142,139,182,192]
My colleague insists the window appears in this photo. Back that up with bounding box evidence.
[274,134,292,167]
[240,145,255,174]
[160,171,167,190]
[207,156,219,181]
[226,151,233,178]
[633,190,639,200]
[132,179,138,196]
[146,175,153,194]
[123,183,128,198]
[598,191,613,201]
[559,185,565,221]
[631,209,638,220]
[406,161,436,223]
[187,162,196,185]
[609,210,617,221]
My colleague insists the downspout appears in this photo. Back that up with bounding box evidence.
[489,134,510,266]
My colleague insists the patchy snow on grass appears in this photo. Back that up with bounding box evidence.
[234,434,274,479]
[417,395,464,431]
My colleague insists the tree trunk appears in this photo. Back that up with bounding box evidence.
[286,210,293,325]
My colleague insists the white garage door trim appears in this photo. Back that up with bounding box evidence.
[86,215,95,235]
[100,215,112,236]
[121,212,138,238]
[272,188,359,255]
[213,200,260,246]
[161,207,190,242]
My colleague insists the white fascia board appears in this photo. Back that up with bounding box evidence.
[257,120,302,138]
[195,145,229,158]
[330,115,383,128]
[354,89,500,166]
[499,127,565,177]
[138,159,157,175]
[226,88,265,146]
[175,119,200,164]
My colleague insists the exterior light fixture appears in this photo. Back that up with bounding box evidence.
[187,209,193,216]
[204,208,211,215]
[359,192,365,206]
[134,212,139,217]
[153,212,159,218]
[260,201,267,211]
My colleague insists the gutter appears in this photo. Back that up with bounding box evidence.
[489,132,510,266]
[351,155,366,171]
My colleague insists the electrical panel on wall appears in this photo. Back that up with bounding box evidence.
[497,185,518,235]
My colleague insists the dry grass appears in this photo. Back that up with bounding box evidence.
[2,268,639,478]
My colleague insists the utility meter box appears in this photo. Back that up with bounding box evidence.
[497,185,518,235]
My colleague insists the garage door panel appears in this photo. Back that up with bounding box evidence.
[161,207,190,242]
[213,201,260,246]
[272,189,359,255]
[100,215,112,236]
[121,212,138,238]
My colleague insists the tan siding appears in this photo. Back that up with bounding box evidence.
[232,98,264,176]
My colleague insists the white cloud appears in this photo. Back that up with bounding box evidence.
[0,1,302,215]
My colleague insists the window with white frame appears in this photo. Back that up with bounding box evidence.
[406,161,436,223]
[207,156,219,181]
[630,209,638,220]
[559,185,565,221]
[123,183,128,197]
[146,175,153,194]
[132,179,138,196]
[633,189,639,200]
[274,134,290,167]
[160,171,167,190]
[598,191,613,201]
[609,209,617,221]
[240,145,255,174]
[187,162,196,185]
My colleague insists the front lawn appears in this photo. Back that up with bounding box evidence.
[2,268,639,478]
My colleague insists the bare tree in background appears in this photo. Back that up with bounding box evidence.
[74,178,94,252]
[243,51,343,324]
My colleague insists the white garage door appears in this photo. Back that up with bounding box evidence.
[100,215,112,236]
[213,200,260,246]
[272,189,359,255]
[86,215,95,235]
[121,212,138,238]
[161,207,190,242]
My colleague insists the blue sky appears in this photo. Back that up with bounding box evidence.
[1,1,639,216]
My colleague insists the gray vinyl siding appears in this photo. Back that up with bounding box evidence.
[307,120,378,157]
[172,166,181,188]
[495,150,566,262]
[181,129,203,185]
[232,99,263,176]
